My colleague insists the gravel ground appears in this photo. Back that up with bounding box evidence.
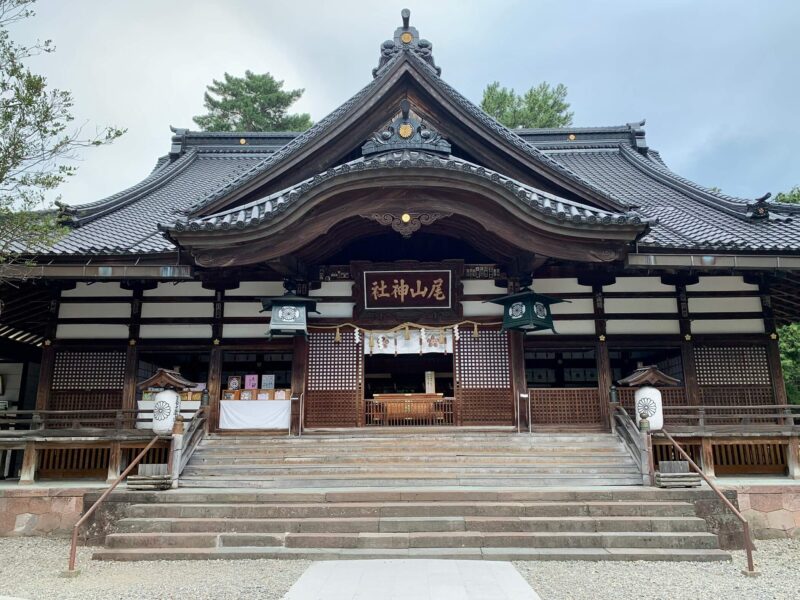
[515,539,800,600]
[0,538,310,600]
[0,538,798,599]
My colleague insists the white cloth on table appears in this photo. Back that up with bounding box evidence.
[219,400,291,430]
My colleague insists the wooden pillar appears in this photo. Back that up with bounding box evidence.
[291,336,309,434]
[509,330,527,429]
[759,281,789,405]
[676,283,701,406]
[700,437,716,477]
[121,287,142,419]
[592,284,611,429]
[207,346,222,434]
[787,436,800,480]
[34,345,55,411]
[19,442,37,484]
[106,442,122,483]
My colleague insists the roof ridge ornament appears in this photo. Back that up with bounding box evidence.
[361,99,451,156]
[373,9,441,78]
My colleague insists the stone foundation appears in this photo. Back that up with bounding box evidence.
[0,487,88,536]
[729,485,800,539]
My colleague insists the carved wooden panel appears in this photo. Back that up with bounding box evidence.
[454,329,513,425]
[52,351,126,390]
[305,332,361,427]
[530,388,602,425]
[694,346,771,386]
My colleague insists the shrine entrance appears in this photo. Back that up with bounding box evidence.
[364,353,456,426]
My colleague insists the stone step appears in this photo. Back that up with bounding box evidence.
[189,454,635,465]
[177,475,644,489]
[180,464,639,476]
[126,500,697,519]
[196,441,626,451]
[115,515,708,534]
[92,546,732,562]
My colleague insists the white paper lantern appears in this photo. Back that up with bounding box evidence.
[634,386,663,431]
[152,389,179,434]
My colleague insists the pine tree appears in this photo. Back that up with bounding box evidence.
[481,81,573,129]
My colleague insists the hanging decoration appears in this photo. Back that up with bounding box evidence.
[259,294,319,337]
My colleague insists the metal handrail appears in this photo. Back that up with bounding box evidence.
[658,428,756,574]
[67,435,161,573]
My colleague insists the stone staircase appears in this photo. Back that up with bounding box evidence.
[179,431,644,488]
[92,432,731,562]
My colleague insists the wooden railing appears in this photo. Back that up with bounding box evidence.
[175,407,208,476]
[610,403,651,484]
[67,436,160,573]
[0,407,200,431]
[365,396,455,427]
[661,405,800,433]
[658,429,757,574]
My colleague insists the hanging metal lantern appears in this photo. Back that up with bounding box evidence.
[260,295,319,337]
[485,288,566,333]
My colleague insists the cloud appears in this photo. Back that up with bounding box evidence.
[11,0,800,205]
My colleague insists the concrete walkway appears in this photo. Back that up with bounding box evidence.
[283,559,540,600]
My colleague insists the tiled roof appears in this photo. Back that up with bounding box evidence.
[167,149,647,235]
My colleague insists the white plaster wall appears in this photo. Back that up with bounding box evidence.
[139,325,212,339]
[58,303,131,319]
[141,302,213,318]
[461,300,503,317]
[224,302,263,318]
[56,324,129,339]
[223,324,267,338]
[606,320,681,335]
[687,276,759,292]
[550,299,594,315]
[226,282,285,297]
[310,281,354,297]
[143,282,214,297]
[315,302,355,319]
[533,278,590,293]
[61,283,132,297]
[0,363,23,406]
[605,298,678,314]
[528,320,596,335]
[604,277,674,293]
[688,297,762,313]
[691,319,765,334]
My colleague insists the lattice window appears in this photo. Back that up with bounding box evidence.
[307,332,360,391]
[52,351,126,390]
[530,388,602,425]
[455,330,510,389]
[694,346,771,386]
[305,332,361,427]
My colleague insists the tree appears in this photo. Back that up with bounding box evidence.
[775,185,800,205]
[778,322,800,405]
[0,0,124,279]
[192,71,313,132]
[481,81,574,129]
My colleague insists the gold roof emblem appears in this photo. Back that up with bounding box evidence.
[398,123,414,139]
[401,31,413,44]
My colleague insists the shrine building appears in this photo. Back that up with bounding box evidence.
[1,9,799,485]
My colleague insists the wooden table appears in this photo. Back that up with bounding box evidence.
[372,393,445,423]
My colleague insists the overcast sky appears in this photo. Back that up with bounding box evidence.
[11,0,800,206]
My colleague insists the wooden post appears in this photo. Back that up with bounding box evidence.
[701,437,716,478]
[106,442,121,483]
[592,284,611,430]
[675,283,701,406]
[291,336,309,434]
[758,279,789,405]
[19,442,37,484]
[121,344,138,416]
[787,436,799,480]
[508,330,527,429]
[207,346,222,434]
[35,345,55,411]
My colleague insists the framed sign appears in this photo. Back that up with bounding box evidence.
[350,261,464,324]
[364,270,452,310]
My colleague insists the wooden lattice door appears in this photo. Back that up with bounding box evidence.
[304,331,362,427]
[454,328,513,425]
[48,350,126,415]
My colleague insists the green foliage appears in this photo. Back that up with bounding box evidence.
[779,323,800,405]
[193,71,313,132]
[480,81,574,129]
[0,0,124,275]
[775,186,800,205]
